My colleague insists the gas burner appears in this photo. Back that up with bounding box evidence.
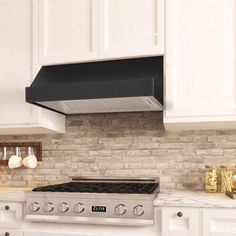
[25,177,160,226]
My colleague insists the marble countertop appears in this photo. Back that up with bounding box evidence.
[0,187,32,201]
[154,191,236,208]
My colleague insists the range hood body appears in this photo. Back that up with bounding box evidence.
[26,57,163,115]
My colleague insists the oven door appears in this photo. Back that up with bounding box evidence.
[23,221,159,236]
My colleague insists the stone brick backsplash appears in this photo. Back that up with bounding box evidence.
[0,112,236,191]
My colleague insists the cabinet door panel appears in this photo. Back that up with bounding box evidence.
[99,0,164,59]
[203,210,236,236]
[0,202,22,228]
[38,0,98,65]
[165,0,236,120]
[162,208,200,236]
[0,0,38,125]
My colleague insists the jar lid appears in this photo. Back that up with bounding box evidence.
[205,165,213,168]
[220,165,229,168]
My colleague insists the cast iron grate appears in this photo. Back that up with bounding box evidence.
[32,182,159,194]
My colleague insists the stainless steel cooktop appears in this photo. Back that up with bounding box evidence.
[25,177,159,226]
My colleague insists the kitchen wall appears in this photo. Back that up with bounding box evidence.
[0,112,235,191]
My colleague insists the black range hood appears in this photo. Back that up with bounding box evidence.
[26,56,163,115]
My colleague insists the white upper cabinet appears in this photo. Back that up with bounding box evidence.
[35,0,165,66]
[37,0,99,65]
[164,0,236,130]
[0,0,37,126]
[0,0,65,135]
[99,0,164,59]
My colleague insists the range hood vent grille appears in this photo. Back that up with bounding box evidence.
[38,96,162,114]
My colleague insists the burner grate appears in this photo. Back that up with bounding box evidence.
[32,182,159,194]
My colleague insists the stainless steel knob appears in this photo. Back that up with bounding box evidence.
[74,203,85,213]
[44,202,54,212]
[115,204,127,215]
[58,202,69,213]
[29,202,40,212]
[133,205,144,216]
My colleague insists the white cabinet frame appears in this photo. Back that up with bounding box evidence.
[35,0,99,66]
[34,0,165,66]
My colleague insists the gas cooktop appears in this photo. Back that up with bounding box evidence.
[32,181,159,194]
[25,177,160,226]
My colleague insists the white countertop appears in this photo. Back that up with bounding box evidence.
[0,188,236,208]
[0,187,32,201]
[154,191,236,208]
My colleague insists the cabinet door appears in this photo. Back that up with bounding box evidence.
[0,202,22,228]
[37,0,99,65]
[203,209,236,236]
[99,0,164,59]
[0,0,65,134]
[164,0,236,129]
[161,208,201,236]
[0,0,38,125]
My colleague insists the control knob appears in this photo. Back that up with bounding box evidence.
[74,203,85,213]
[133,205,144,216]
[115,204,127,215]
[29,202,40,212]
[58,202,69,213]
[44,202,54,212]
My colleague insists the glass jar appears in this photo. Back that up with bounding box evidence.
[220,165,232,193]
[231,166,236,193]
[205,165,217,193]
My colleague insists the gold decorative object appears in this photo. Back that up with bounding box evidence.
[205,165,217,193]
[220,165,232,193]
[225,166,236,200]
[231,166,236,192]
